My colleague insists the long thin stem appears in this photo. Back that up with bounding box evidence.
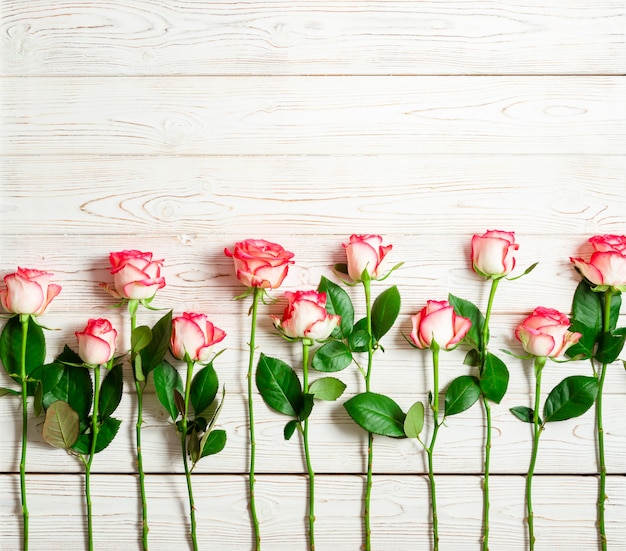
[19,315,29,551]
[247,287,262,550]
[301,342,315,551]
[182,358,198,551]
[427,345,441,551]
[86,365,102,551]
[526,356,546,551]
[597,290,612,551]
[481,277,499,551]
[363,278,373,551]
[130,307,149,550]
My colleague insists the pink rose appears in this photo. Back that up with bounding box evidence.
[171,312,226,362]
[271,290,341,341]
[343,234,393,282]
[76,318,118,366]
[0,267,62,316]
[570,234,626,291]
[224,239,294,289]
[409,300,472,350]
[471,230,518,278]
[103,250,166,300]
[515,307,581,359]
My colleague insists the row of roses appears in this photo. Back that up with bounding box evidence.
[1,232,625,551]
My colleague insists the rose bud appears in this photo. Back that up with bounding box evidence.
[570,234,626,292]
[409,300,472,351]
[0,267,62,316]
[76,318,118,366]
[271,290,341,341]
[471,230,519,279]
[170,312,226,363]
[515,307,581,359]
[104,250,166,300]
[343,234,393,282]
[225,239,295,289]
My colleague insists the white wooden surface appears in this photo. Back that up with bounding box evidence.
[1,1,625,550]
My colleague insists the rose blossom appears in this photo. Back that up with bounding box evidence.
[409,300,472,350]
[271,290,341,341]
[170,312,226,363]
[471,230,518,278]
[76,318,118,366]
[515,307,581,359]
[570,234,626,291]
[0,267,62,316]
[104,250,166,300]
[225,239,295,289]
[343,234,392,282]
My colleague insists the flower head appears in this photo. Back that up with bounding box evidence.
[102,250,166,300]
[0,267,62,316]
[570,234,626,292]
[170,312,226,363]
[76,318,118,366]
[409,300,471,350]
[225,239,295,289]
[271,290,341,341]
[471,230,518,279]
[343,234,393,282]
[515,307,581,359]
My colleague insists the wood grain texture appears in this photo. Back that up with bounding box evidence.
[0,474,624,550]
[2,155,625,236]
[3,76,625,155]
[1,1,624,76]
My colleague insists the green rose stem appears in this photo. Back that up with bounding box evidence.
[129,300,150,550]
[526,355,547,551]
[181,355,199,551]
[19,314,30,551]
[247,287,262,550]
[299,340,315,551]
[480,277,500,551]
[597,289,613,551]
[362,277,374,551]
[426,343,442,551]
[83,363,102,551]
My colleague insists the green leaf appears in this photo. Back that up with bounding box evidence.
[371,286,401,341]
[403,401,425,439]
[448,294,485,352]
[309,377,346,401]
[298,393,315,421]
[0,387,20,398]
[480,353,509,404]
[191,363,219,416]
[42,401,80,449]
[444,375,481,417]
[200,429,227,458]
[317,276,354,338]
[189,428,201,464]
[30,360,64,396]
[283,420,299,441]
[595,328,626,364]
[72,416,122,455]
[609,293,622,331]
[98,363,124,418]
[567,320,597,360]
[510,406,537,424]
[131,325,152,355]
[348,318,371,353]
[543,375,599,423]
[333,263,349,276]
[311,341,353,373]
[0,315,46,382]
[43,363,93,423]
[256,354,302,417]
[344,392,406,438]
[463,349,480,367]
[33,381,43,417]
[153,361,184,421]
[571,281,602,337]
[140,310,173,375]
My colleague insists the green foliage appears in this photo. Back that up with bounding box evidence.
[154,360,184,421]
[200,429,227,458]
[72,416,122,455]
[317,276,354,338]
[311,341,352,373]
[283,419,299,441]
[444,375,481,417]
[0,316,46,390]
[510,406,537,424]
[403,401,425,439]
[480,353,509,404]
[543,376,599,423]
[595,328,626,365]
[448,294,485,352]
[308,377,346,401]
[344,392,406,438]
[256,354,302,417]
[42,401,80,450]
[139,310,173,376]
[347,319,371,353]
[371,286,401,341]
[190,363,219,416]
[42,360,93,422]
[98,363,124,419]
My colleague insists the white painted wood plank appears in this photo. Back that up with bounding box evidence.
[0,474,624,550]
[1,1,624,76]
[1,388,624,475]
[2,155,625,236]
[3,77,625,155]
